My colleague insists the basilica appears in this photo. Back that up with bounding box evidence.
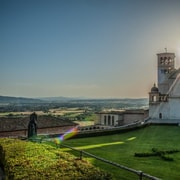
[148,51,180,123]
[96,51,180,127]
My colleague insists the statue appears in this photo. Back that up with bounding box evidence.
[28,112,37,138]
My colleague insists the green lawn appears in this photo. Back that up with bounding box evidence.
[61,125,180,180]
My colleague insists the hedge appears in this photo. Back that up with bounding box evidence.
[134,148,180,161]
[0,138,112,180]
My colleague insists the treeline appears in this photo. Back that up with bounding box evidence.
[0,103,101,112]
[0,98,148,113]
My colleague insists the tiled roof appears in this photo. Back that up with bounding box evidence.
[0,116,77,132]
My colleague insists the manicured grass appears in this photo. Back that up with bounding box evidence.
[61,125,180,180]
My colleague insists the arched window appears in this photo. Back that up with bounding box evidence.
[108,115,111,125]
[160,57,164,64]
[104,116,107,125]
[151,96,154,102]
[152,96,157,102]
[112,116,114,126]
[159,113,162,119]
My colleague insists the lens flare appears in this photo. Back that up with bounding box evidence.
[54,126,79,145]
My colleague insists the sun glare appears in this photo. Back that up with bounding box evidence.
[72,141,125,150]
[126,137,136,141]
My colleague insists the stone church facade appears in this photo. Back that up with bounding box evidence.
[149,51,180,122]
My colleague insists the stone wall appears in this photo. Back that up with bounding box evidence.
[123,113,145,124]
[0,130,27,137]
[0,125,76,138]
[37,125,75,135]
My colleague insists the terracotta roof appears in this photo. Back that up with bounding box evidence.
[0,116,77,132]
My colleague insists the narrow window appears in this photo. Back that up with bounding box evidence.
[112,116,114,126]
[153,96,157,102]
[159,113,162,119]
[104,116,106,125]
[108,115,111,125]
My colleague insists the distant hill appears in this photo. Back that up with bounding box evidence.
[39,96,86,102]
[0,96,44,104]
[0,96,87,104]
[0,96,149,109]
[39,97,149,109]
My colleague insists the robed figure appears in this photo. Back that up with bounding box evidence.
[28,112,37,138]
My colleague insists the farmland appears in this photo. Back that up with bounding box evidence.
[0,107,95,127]
[0,97,148,128]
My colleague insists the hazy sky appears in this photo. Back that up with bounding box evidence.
[1,0,180,98]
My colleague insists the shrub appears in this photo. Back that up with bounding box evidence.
[135,148,180,161]
[0,138,112,180]
[134,152,156,157]
[161,154,173,161]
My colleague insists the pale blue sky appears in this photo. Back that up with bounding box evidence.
[0,0,180,98]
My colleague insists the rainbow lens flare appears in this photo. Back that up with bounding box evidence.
[54,126,79,145]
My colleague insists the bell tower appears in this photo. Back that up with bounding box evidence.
[149,83,159,105]
[149,50,180,121]
[157,51,175,94]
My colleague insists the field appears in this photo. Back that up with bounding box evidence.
[0,107,95,126]
[60,125,180,180]
[0,108,84,116]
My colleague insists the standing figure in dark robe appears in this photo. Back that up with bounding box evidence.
[28,112,37,138]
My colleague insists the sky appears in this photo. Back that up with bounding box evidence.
[0,0,180,98]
